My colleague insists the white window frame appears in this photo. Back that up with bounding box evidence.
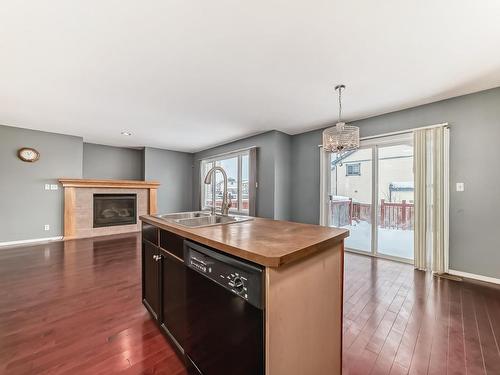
[200,147,257,216]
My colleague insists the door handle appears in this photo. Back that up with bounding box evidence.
[153,255,161,261]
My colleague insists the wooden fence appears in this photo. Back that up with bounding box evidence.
[330,199,414,229]
[205,198,249,210]
[379,199,414,229]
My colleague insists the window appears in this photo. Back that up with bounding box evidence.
[346,163,361,176]
[201,148,256,215]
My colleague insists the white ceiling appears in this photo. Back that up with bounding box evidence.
[1,1,500,152]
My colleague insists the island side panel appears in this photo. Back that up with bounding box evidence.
[265,241,344,375]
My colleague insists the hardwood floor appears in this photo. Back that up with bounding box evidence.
[0,234,186,375]
[343,251,500,375]
[1,233,499,374]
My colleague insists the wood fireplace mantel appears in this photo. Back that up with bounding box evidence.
[59,178,160,189]
[59,179,160,239]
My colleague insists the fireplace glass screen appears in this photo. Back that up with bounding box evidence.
[93,194,137,228]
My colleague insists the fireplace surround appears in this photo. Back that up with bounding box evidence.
[59,179,159,239]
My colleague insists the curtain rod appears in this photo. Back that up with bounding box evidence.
[318,122,449,147]
[360,122,449,141]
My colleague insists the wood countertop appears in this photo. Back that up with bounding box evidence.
[140,215,348,267]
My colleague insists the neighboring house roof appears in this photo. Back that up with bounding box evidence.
[389,182,414,190]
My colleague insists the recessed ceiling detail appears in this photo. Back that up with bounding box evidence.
[1,1,500,152]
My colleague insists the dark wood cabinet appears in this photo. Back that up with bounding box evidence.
[158,230,186,351]
[142,240,161,320]
[159,249,187,352]
[160,229,184,259]
[143,227,187,352]
[142,222,159,245]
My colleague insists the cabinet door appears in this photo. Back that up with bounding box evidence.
[160,229,184,259]
[142,222,158,245]
[142,241,160,320]
[160,249,187,352]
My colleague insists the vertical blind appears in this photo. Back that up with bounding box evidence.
[413,126,449,273]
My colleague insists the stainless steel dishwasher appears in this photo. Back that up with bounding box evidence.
[182,240,264,375]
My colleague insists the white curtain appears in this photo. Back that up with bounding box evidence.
[413,126,449,273]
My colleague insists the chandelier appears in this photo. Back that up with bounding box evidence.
[322,84,360,155]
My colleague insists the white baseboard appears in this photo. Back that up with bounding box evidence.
[448,269,500,285]
[0,236,64,248]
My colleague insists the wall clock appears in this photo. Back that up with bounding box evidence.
[18,147,40,162]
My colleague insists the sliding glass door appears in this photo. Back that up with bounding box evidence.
[323,134,414,262]
[328,148,373,253]
[377,144,414,260]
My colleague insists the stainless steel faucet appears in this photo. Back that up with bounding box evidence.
[204,166,232,216]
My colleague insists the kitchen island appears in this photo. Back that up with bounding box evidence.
[140,214,348,375]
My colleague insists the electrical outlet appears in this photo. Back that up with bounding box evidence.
[50,184,58,190]
[45,184,50,190]
[456,182,465,192]
[44,224,50,231]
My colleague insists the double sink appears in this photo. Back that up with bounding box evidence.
[156,211,252,228]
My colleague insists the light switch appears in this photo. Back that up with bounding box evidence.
[45,184,50,190]
[50,184,58,190]
[456,182,465,192]
[44,224,50,231]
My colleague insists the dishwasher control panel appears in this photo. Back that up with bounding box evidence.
[184,240,263,309]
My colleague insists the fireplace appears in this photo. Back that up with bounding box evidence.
[93,194,137,228]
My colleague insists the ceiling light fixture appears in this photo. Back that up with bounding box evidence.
[322,84,360,155]
[121,131,132,136]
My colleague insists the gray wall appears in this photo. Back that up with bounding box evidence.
[144,147,193,213]
[274,132,292,220]
[0,126,195,242]
[83,143,143,180]
[192,131,292,220]
[290,87,500,279]
[290,129,323,225]
[0,125,83,242]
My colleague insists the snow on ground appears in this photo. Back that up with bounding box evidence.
[339,220,413,259]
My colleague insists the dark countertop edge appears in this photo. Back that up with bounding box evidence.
[140,215,348,268]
